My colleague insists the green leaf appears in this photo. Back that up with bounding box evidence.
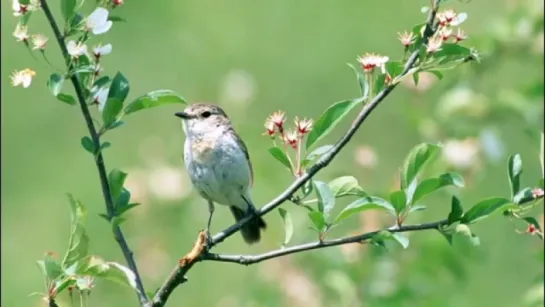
[37,255,63,280]
[513,187,534,205]
[53,277,76,295]
[115,188,131,210]
[308,211,327,232]
[409,205,427,213]
[80,256,139,291]
[401,143,440,190]
[93,76,111,88]
[60,0,77,22]
[433,43,471,58]
[47,73,64,97]
[108,15,127,22]
[371,231,409,249]
[117,203,140,217]
[447,196,464,225]
[305,99,361,150]
[391,233,409,249]
[412,71,420,86]
[100,141,112,152]
[108,72,130,103]
[268,147,292,170]
[80,136,95,154]
[328,176,366,198]
[507,154,523,199]
[124,90,186,115]
[427,70,444,80]
[438,228,454,245]
[314,181,335,219]
[108,169,128,202]
[102,98,124,128]
[56,93,77,105]
[301,145,334,168]
[278,208,293,246]
[389,190,407,215]
[412,172,465,204]
[461,197,511,224]
[384,61,404,79]
[62,194,89,268]
[347,63,369,99]
[333,196,395,225]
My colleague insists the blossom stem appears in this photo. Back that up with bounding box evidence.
[39,0,148,305]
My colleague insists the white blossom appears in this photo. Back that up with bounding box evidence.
[85,7,113,35]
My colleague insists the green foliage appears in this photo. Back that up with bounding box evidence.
[278,208,293,246]
[447,196,464,225]
[305,98,362,149]
[508,154,523,198]
[268,147,292,170]
[47,73,64,97]
[401,143,440,190]
[332,196,395,225]
[60,0,77,23]
[412,172,465,204]
[327,176,366,198]
[460,197,511,224]
[124,90,187,115]
[61,194,89,269]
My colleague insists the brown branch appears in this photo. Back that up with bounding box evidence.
[39,1,147,305]
[150,1,442,306]
[204,219,448,265]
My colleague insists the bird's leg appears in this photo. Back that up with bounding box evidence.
[206,200,215,247]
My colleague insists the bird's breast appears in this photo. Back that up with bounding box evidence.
[189,138,216,163]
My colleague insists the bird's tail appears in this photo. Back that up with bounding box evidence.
[229,206,267,244]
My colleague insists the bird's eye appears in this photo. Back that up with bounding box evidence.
[202,111,211,118]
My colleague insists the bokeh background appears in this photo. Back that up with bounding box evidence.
[2,0,544,306]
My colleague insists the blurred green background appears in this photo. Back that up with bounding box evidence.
[2,0,543,306]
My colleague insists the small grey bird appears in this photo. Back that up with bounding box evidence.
[175,103,266,244]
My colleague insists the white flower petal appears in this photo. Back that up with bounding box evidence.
[22,76,32,88]
[92,21,112,35]
[451,12,467,26]
[87,7,109,27]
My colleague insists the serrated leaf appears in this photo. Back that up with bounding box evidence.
[80,136,95,154]
[314,181,335,219]
[56,93,77,105]
[124,90,186,115]
[308,211,326,232]
[328,176,366,198]
[401,143,440,190]
[447,196,464,225]
[47,73,64,97]
[278,208,293,246]
[60,0,76,22]
[62,194,89,268]
[508,154,523,199]
[389,190,407,214]
[108,72,130,103]
[108,169,128,202]
[268,147,292,170]
[305,99,361,150]
[412,172,465,204]
[333,196,395,224]
[461,197,511,224]
[102,98,124,128]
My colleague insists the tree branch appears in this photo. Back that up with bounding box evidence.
[39,1,148,305]
[204,220,448,265]
[151,1,441,306]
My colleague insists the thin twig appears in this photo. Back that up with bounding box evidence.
[204,220,448,265]
[39,1,148,305]
[151,2,441,306]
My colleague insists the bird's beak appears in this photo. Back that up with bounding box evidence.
[175,112,190,119]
